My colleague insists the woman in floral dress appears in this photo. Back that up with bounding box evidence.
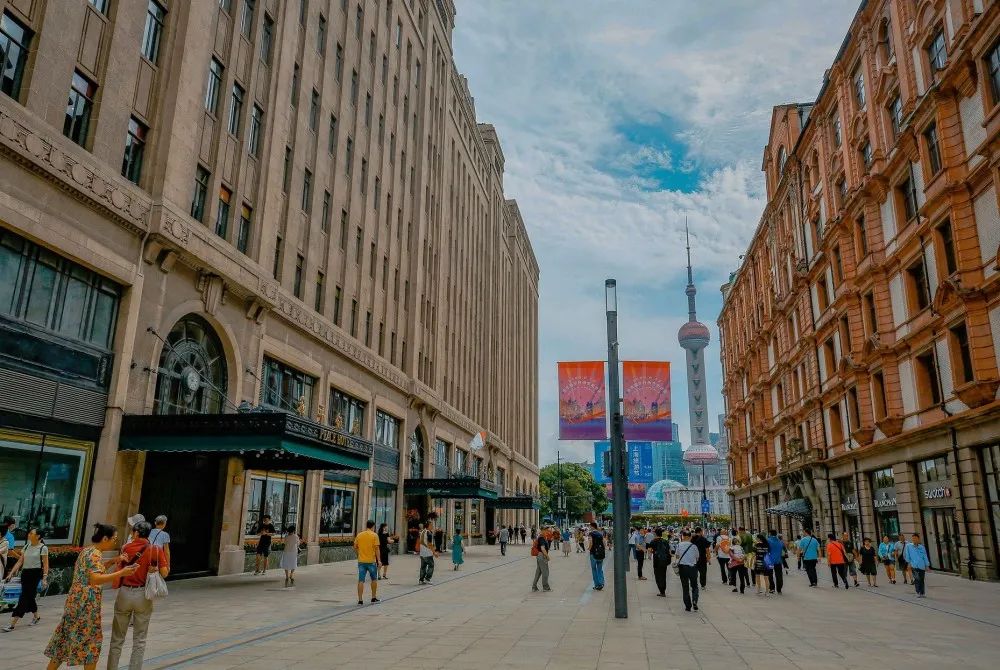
[44,523,138,670]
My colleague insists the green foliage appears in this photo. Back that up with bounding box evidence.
[538,462,609,519]
[629,513,731,527]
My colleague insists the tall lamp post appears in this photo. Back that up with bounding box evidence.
[606,279,629,619]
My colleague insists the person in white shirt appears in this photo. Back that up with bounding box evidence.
[674,530,700,612]
[714,530,732,585]
[417,522,438,585]
[149,515,171,569]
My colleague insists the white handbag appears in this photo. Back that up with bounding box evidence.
[145,550,168,600]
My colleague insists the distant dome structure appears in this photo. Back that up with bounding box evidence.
[683,442,720,466]
[643,479,685,510]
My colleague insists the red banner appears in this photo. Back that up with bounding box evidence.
[558,361,607,440]
[622,361,672,441]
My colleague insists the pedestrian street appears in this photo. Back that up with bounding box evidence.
[3,542,998,669]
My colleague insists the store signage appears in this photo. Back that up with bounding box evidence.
[840,502,858,512]
[872,490,897,509]
[922,485,952,500]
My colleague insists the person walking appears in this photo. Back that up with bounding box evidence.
[766,529,784,594]
[530,530,551,592]
[417,521,438,585]
[752,534,772,595]
[841,532,860,587]
[647,528,671,597]
[44,523,139,670]
[576,527,586,553]
[692,527,711,590]
[451,531,465,571]
[0,517,15,580]
[877,535,896,584]
[105,520,169,670]
[895,535,912,585]
[520,525,527,544]
[795,534,803,570]
[498,526,509,556]
[252,514,275,575]
[627,526,637,567]
[149,516,171,569]
[674,530,700,612]
[826,533,849,589]
[2,526,49,632]
[561,527,571,557]
[353,520,381,605]
[377,523,393,580]
[798,529,820,587]
[714,529,731,584]
[587,522,606,590]
[728,542,749,594]
[434,526,445,553]
[859,537,878,587]
[280,524,299,587]
[903,533,930,598]
[631,527,648,580]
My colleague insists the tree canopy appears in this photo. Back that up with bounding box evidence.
[538,462,608,520]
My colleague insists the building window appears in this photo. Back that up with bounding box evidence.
[927,29,947,74]
[832,246,844,285]
[832,111,842,147]
[871,370,887,420]
[121,117,147,184]
[215,186,232,239]
[987,39,1000,107]
[328,114,338,154]
[853,67,865,109]
[822,337,837,381]
[293,253,304,298]
[854,216,868,259]
[365,311,372,346]
[333,285,342,325]
[365,92,372,126]
[350,299,358,336]
[220,0,232,13]
[390,331,396,364]
[351,69,359,105]
[319,484,355,536]
[836,177,847,209]
[378,322,384,355]
[816,275,830,313]
[191,165,210,221]
[355,226,362,259]
[302,169,312,212]
[924,123,942,175]
[917,455,949,484]
[205,58,224,114]
[914,349,941,408]
[0,227,121,350]
[382,54,388,83]
[321,190,331,233]
[863,290,878,336]
[64,71,97,147]
[861,140,873,171]
[248,104,263,156]
[345,137,353,175]
[0,11,32,101]
[141,0,166,64]
[335,43,344,80]
[228,83,244,135]
[245,475,301,538]
[395,19,402,47]
[237,204,251,253]
[291,62,300,106]
[260,14,274,64]
[905,256,930,314]
[897,170,918,223]
[89,0,110,13]
[339,210,348,249]
[369,242,375,277]
[829,402,844,444]
[949,322,974,385]
[936,218,957,276]
[355,3,363,37]
[888,94,903,137]
[299,0,307,24]
[282,145,292,192]
[847,386,860,432]
[309,89,320,131]
[262,356,315,414]
[239,0,255,38]
[360,158,368,192]
[317,14,327,54]
[272,235,282,279]
[314,271,324,313]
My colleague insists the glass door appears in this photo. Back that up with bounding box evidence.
[922,507,959,572]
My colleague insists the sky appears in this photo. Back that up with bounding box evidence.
[451,1,860,466]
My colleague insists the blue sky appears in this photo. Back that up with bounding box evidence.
[452,1,859,465]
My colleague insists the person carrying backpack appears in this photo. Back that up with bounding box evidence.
[646,528,671,597]
[715,530,732,584]
[587,522,606,590]
[530,531,551,592]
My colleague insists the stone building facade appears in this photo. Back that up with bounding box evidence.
[0,0,538,575]
[720,0,1000,578]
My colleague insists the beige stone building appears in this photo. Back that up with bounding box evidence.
[720,0,1000,578]
[0,0,539,575]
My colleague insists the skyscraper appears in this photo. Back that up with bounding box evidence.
[652,423,687,485]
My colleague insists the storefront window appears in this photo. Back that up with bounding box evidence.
[454,500,465,534]
[432,498,449,537]
[245,473,302,535]
[872,467,895,490]
[982,446,1000,579]
[0,432,92,544]
[319,484,356,536]
[470,500,480,536]
[370,487,397,533]
[262,357,315,415]
[870,467,899,540]
[917,455,949,484]
[329,389,366,435]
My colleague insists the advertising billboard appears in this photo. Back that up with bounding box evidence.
[558,362,607,440]
[595,441,653,484]
[622,361,672,441]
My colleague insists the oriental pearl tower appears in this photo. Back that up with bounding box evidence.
[679,222,719,513]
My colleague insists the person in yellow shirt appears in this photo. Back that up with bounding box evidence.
[353,520,382,605]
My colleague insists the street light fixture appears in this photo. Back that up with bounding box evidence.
[605,278,628,619]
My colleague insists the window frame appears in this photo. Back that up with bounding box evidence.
[64,70,98,148]
[141,0,166,65]
[0,10,33,101]
[121,116,147,185]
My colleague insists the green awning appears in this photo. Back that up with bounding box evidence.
[403,476,499,500]
[120,412,373,471]
[486,495,539,510]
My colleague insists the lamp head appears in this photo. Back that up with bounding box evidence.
[605,279,617,312]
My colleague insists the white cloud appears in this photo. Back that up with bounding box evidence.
[451,1,858,466]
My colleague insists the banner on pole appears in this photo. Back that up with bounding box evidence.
[622,361,672,441]
[558,361,607,440]
[627,441,654,483]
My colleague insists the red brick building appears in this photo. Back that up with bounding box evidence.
[719,0,1000,578]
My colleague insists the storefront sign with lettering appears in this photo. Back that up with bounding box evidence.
[922,485,952,500]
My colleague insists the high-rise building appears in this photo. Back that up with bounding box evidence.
[0,0,538,574]
[720,1,1000,578]
[651,431,687,485]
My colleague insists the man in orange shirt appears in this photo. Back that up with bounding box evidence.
[353,520,382,605]
[826,533,849,589]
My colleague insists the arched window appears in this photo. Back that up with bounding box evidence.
[154,314,228,415]
[409,428,425,478]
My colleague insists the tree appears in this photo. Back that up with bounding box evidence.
[538,462,609,521]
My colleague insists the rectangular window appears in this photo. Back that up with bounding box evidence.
[365,92,372,125]
[350,299,358,336]
[936,219,957,276]
[317,14,327,54]
[863,291,878,336]
[333,285,342,325]
[260,14,274,64]
[816,275,830,312]
[205,58,224,114]
[282,146,292,192]
[988,39,1000,106]
[328,114,338,154]
[832,111,842,147]
[378,322,384,355]
[228,83,244,135]
[299,0,307,24]
[64,71,97,147]
[847,386,860,432]
[0,11,32,101]
[237,204,251,253]
[321,190,331,233]
[262,356,315,414]
[872,370,887,421]
[191,166,210,221]
[345,137,353,175]
[240,0,255,38]
[898,170,918,223]
[308,89,320,131]
[355,226,362,259]
[355,4,363,37]
[335,43,344,80]
[949,322,974,385]
[822,337,837,380]
[89,0,110,13]
[360,158,368,192]
[121,116,147,184]
[351,69,359,105]
[889,94,903,137]
[340,210,348,249]
[245,476,301,538]
[291,62,300,106]
[906,256,930,313]
[390,332,396,364]
[215,186,232,239]
[319,485,355,536]
[832,246,844,284]
[855,216,868,258]
[302,168,312,212]
[829,403,844,444]
[293,254,304,298]
[248,104,263,156]
[915,349,941,408]
[369,30,376,61]
[836,177,847,209]
[365,311,372,346]
[382,55,389,83]
[272,235,282,279]
[369,242,376,277]
[141,0,166,64]
[861,140,873,171]
[924,123,942,175]
[853,67,866,109]
[314,271,325,313]
[374,177,381,207]
[395,19,402,47]
[382,256,388,290]
[330,388,366,435]
[378,114,384,143]
[927,29,947,73]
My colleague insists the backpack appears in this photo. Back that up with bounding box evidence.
[719,537,731,554]
[590,533,606,561]
[530,538,540,557]
[653,538,670,562]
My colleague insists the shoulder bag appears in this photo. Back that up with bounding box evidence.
[672,544,694,575]
[145,547,168,601]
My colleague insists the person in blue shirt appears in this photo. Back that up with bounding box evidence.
[877,535,897,584]
[797,528,820,587]
[1,517,15,579]
[903,532,931,597]
[766,529,785,594]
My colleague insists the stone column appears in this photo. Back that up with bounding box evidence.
[955,443,991,578]
[300,470,323,565]
[216,457,248,576]
[893,461,919,537]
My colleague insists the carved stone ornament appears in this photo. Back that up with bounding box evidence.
[851,427,876,446]
[954,379,1000,409]
[198,274,227,315]
[875,414,904,437]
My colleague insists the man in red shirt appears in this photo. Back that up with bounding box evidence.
[107,520,169,670]
[826,533,849,589]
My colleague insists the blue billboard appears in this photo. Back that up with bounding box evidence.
[593,440,653,484]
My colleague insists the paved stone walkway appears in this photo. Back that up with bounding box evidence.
[3,543,998,669]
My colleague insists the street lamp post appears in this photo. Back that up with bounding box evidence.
[606,279,629,619]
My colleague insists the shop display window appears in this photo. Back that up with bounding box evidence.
[245,473,301,535]
[370,487,396,533]
[319,484,356,536]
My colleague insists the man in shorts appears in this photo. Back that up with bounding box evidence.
[353,520,381,604]
[253,515,275,575]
